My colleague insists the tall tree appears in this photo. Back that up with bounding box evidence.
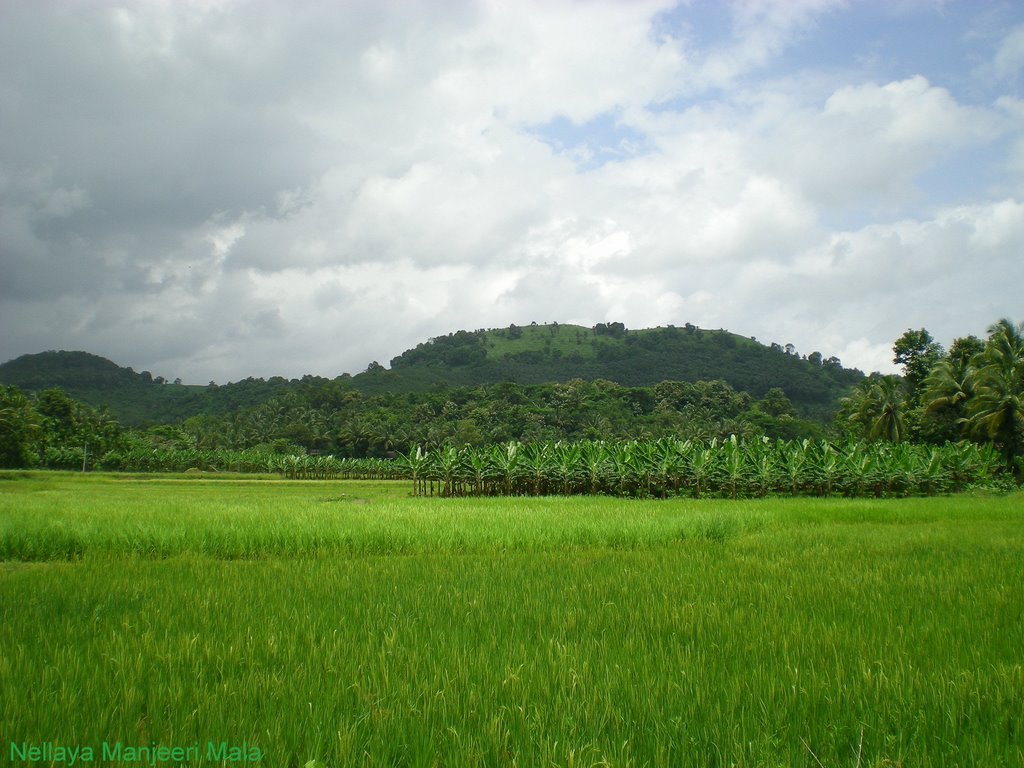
[839,375,909,443]
[963,318,1024,467]
[0,386,42,467]
[921,355,974,443]
[948,335,985,368]
[920,334,986,443]
[893,328,944,396]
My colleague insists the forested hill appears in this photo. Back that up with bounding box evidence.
[1,323,864,426]
[365,323,864,418]
[0,351,292,425]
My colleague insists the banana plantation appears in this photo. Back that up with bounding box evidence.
[78,445,404,479]
[397,437,1005,499]
[56,436,1007,498]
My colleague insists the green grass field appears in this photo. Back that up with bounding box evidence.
[1,473,1022,767]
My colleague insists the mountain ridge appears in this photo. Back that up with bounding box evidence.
[0,322,865,425]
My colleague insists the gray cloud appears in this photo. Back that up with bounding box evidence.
[1,0,1022,383]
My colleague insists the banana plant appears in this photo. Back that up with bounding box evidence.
[490,441,523,496]
[551,442,584,495]
[578,440,610,495]
[748,437,778,498]
[521,442,556,496]
[719,435,751,500]
[463,448,495,496]
[431,445,465,497]
[810,441,842,496]
[686,439,719,499]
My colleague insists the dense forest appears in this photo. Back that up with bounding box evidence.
[0,323,862,425]
[1,319,1021,484]
[0,373,823,469]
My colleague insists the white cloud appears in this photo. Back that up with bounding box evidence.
[751,76,1004,208]
[697,0,844,89]
[724,199,1024,369]
[994,24,1024,80]
[995,96,1024,192]
[1,0,1022,385]
[434,0,685,125]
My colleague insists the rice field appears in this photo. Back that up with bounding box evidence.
[1,472,1022,767]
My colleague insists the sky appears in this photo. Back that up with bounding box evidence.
[1,0,1022,384]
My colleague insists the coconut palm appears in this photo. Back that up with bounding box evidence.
[963,319,1024,466]
[922,356,974,441]
[842,376,909,443]
[924,358,973,412]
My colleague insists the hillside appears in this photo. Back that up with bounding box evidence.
[0,323,865,425]
[0,351,293,426]
[359,323,863,421]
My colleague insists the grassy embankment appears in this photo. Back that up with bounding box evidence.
[2,472,1022,766]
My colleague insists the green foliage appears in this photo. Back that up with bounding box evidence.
[2,323,864,427]
[828,319,1024,475]
[920,318,1024,471]
[6,319,1019,474]
[0,386,42,468]
[143,376,826,458]
[397,437,1005,499]
[921,353,974,443]
[963,318,1024,463]
[893,328,944,395]
[948,334,985,367]
[0,385,127,470]
[838,375,910,443]
[0,351,296,426]
[390,329,487,368]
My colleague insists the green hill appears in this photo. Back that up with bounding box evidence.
[0,350,147,392]
[0,351,292,426]
[0,323,864,426]
[358,323,863,421]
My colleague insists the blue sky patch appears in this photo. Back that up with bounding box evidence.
[528,111,653,171]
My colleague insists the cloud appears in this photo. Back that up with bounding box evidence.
[994,24,1024,80]
[1,0,1022,385]
[748,76,1004,210]
[725,198,1024,369]
[698,0,845,89]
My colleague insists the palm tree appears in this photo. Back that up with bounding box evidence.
[338,416,372,458]
[921,355,975,442]
[842,376,909,443]
[963,318,1024,466]
[923,357,973,413]
[0,387,42,468]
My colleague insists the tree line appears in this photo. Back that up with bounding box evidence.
[837,318,1023,476]
[0,377,823,470]
[1,317,1020,485]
